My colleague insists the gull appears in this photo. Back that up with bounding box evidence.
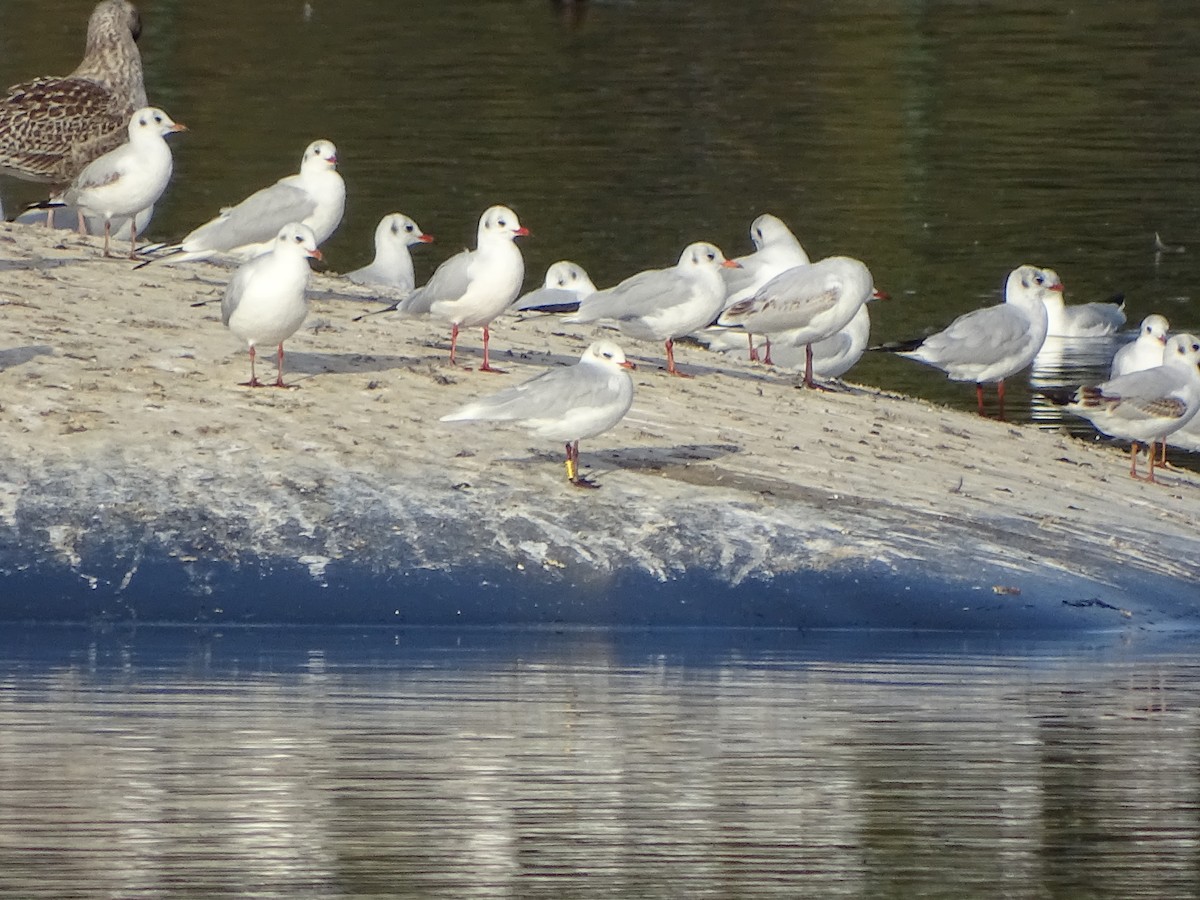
[344,212,433,293]
[394,204,529,372]
[0,0,146,194]
[1046,333,1200,482]
[440,340,635,488]
[58,106,184,257]
[1041,288,1125,337]
[221,223,321,388]
[717,255,880,389]
[566,241,738,377]
[1111,314,1169,378]
[706,305,872,382]
[717,213,810,361]
[878,264,1057,418]
[140,139,344,266]
[513,260,597,313]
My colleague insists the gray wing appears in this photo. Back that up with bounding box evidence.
[719,266,839,331]
[1097,368,1189,421]
[183,178,316,253]
[919,304,1032,366]
[442,365,609,423]
[570,268,676,323]
[1070,302,1126,332]
[400,248,473,315]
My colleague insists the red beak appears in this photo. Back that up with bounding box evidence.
[514,226,531,237]
[620,360,636,370]
[722,259,741,269]
[308,249,323,261]
[872,289,891,301]
[418,234,435,243]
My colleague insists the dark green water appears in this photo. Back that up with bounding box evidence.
[3,0,1199,420]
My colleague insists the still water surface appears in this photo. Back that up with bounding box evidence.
[1,627,1198,897]
[3,0,1200,424]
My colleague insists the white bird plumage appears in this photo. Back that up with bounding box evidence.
[221,222,322,388]
[63,105,184,258]
[567,241,737,377]
[886,264,1057,418]
[1110,314,1169,378]
[513,260,597,313]
[144,139,344,266]
[440,340,636,487]
[1054,333,1200,481]
[1042,289,1126,337]
[397,204,529,372]
[717,255,878,388]
[345,212,433,293]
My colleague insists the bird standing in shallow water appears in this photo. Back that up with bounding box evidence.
[221,223,322,388]
[878,264,1057,419]
[440,340,636,488]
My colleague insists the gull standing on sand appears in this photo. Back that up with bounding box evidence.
[60,106,184,258]
[1110,314,1169,378]
[706,304,872,382]
[221,223,321,388]
[714,213,811,361]
[566,242,738,377]
[0,0,146,195]
[344,212,433,292]
[1041,288,1125,337]
[513,260,597,313]
[717,255,879,389]
[394,204,529,372]
[1046,333,1200,482]
[878,264,1058,418]
[142,139,344,265]
[440,340,636,488]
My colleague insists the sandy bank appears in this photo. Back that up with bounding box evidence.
[1,222,1197,630]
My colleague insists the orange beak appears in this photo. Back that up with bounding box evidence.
[722,259,742,268]
[308,248,323,261]
[620,360,636,370]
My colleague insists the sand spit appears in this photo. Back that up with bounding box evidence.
[1,222,1198,630]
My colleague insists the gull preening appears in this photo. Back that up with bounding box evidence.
[717,255,879,388]
[567,241,738,377]
[513,260,597,313]
[880,264,1058,418]
[717,213,810,361]
[440,340,636,488]
[1047,333,1200,482]
[141,139,344,266]
[59,106,184,258]
[1110,314,1169,378]
[344,213,433,293]
[0,0,146,193]
[395,204,529,372]
[221,223,322,388]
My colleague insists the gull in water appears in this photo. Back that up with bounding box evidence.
[1041,288,1125,338]
[717,255,880,389]
[1045,333,1200,482]
[513,260,597,313]
[344,212,433,293]
[878,264,1057,418]
[391,205,529,372]
[56,106,184,257]
[0,0,146,198]
[140,139,344,266]
[715,213,810,361]
[221,223,322,388]
[566,241,738,377]
[1110,314,1169,378]
[440,340,635,488]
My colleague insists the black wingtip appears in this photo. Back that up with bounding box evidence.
[1035,387,1079,407]
[868,337,925,354]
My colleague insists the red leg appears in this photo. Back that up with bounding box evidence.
[747,332,759,363]
[762,336,774,366]
[975,383,986,416]
[274,342,287,388]
[102,221,113,258]
[997,379,1007,421]
[478,325,506,373]
[128,217,138,259]
[448,322,459,366]
[76,209,86,235]
[241,345,264,388]
[665,338,692,377]
[1146,440,1159,483]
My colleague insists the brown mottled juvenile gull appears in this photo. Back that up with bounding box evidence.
[0,0,146,190]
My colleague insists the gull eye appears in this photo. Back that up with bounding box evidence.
[405,223,413,232]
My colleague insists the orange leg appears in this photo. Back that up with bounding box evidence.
[665,338,693,377]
